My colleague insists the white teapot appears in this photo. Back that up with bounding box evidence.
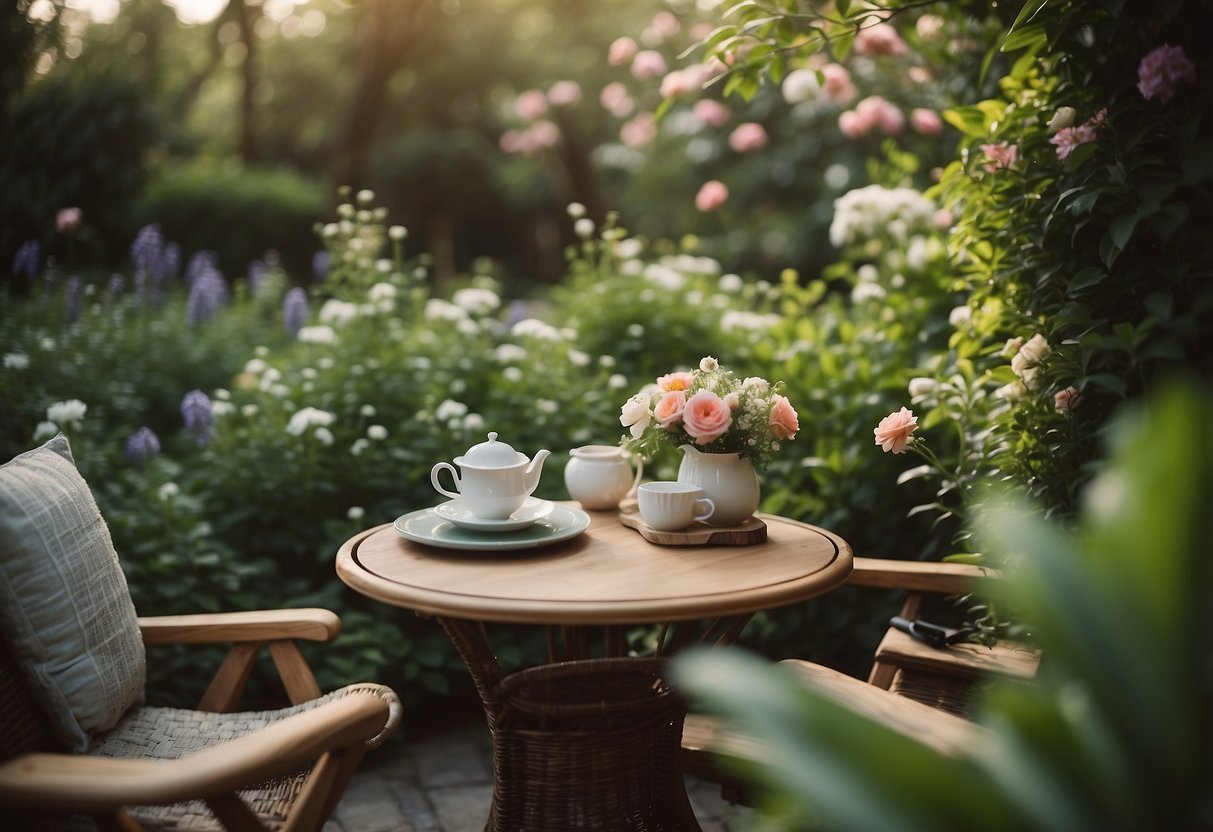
[431,432,551,520]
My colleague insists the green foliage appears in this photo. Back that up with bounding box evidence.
[134,162,326,279]
[673,381,1213,831]
[0,71,159,276]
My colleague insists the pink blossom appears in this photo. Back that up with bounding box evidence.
[514,89,548,121]
[980,142,1018,171]
[695,180,729,212]
[1049,123,1097,160]
[933,208,953,230]
[856,96,903,135]
[660,69,694,99]
[498,130,523,154]
[873,407,918,454]
[654,390,688,427]
[916,15,944,40]
[1054,386,1081,412]
[56,207,82,233]
[657,371,694,392]
[769,395,799,440]
[608,36,639,66]
[646,10,681,42]
[729,122,768,152]
[693,98,731,128]
[1137,44,1195,103]
[547,81,582,107]
[854,22,909,56]
[820,63,857,105]
[908,66,932,84]
[620,113,657,148]
[910,108,943,136]
[839,109,873,138]
[600,82,635,118]
[683,390,733,444]
[631,50,668,81]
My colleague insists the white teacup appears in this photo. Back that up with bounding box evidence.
[637,482,715,531]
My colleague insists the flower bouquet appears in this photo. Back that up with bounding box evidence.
[619,356,799,471]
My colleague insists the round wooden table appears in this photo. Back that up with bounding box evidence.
[336,507,852,831]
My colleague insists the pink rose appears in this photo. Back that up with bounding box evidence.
[682,390,733,444]
[654,390,688,426]
[1137,44,1195,103]
[693,98,730,128]
[660,69,694,99]
[838,109,873,138]
[769,394,799,440]
[600,82,634,118]
[56,207,82,233]
[620,113,657,148]
[657,371,694,392]
[608,36,639,66]
[910,108,943,136]
[1054,386,1081,412]
[631,50,668,81]
[874,406,918,454]
[729,122,768,153]
[980,142,1018,172]
[820,63,857,105]
[514,89,548,121]
[695,180,729,212]
[854,22,909,57]
[547,81,582,108]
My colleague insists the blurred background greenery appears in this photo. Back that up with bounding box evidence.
[2,2,1210,790]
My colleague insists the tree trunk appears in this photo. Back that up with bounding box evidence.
[330,0,428,189]
[233,0,259,164]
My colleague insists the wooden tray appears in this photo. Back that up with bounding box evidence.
[618,507,767,546]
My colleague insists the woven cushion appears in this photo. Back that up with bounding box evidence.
[0,434,145,752]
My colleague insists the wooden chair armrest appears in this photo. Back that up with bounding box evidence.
[138,609,341,645]
[846,556,996,595]
[0,693,389,815]
[875,628,1041,681]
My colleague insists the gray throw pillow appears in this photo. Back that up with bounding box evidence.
[0,434,145,752]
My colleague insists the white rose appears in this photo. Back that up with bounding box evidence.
[1047,106,1077,132]
[620,393,653,439]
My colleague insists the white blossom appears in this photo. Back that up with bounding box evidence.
[367,425,388,440]
[46,399,87,429]
[3,352,30,370]
[298,325,339,345]
[287,407,335,436]
[158,482,179,501]
[435,399,468,421]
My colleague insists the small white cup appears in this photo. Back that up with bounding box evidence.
[637,482,715,531]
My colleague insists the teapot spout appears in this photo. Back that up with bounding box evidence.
[524,448,551,491]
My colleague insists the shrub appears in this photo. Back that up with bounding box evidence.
[134,162,326,280]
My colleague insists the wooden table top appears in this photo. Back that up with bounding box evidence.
[336,507,852,625]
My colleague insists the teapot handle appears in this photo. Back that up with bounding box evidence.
[627,452,644,498]
[431,462,462,500]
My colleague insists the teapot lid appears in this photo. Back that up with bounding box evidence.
[457,432,523,468]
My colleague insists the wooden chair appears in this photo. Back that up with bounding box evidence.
[0,435,400,831]
[681,556,1041,797]
[0,608,401,831]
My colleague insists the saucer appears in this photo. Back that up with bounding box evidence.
[393,504,591,552]
[433,497,554,532]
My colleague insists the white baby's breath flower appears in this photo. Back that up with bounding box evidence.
[298,325,339,345]
[318,299,359,327]
[369,282,397,302]
[456,318,480,336]
[158,482,179,502]
[495,344,527,363]
[453,287,502,315]
[287,407,335,436]
[4,352,30,370]
[46,399,87,429]
[367,425,388,440]
[425,298,469,322]
[511,318,564,340]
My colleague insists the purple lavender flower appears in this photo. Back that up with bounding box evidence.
[283,287,309,337]
[65,276,82,324]
[185,251,218,287]
[180,389,213,446]
[12,240,41,281]
[312,250,331,283]
[130,224,164,276]
[124,426,161,463]
[187,267,228,325]
[248,259,267,294]
[159,242,180,285]
[107,273,125,299]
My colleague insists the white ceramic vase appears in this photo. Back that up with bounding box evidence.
[676,444,759,527]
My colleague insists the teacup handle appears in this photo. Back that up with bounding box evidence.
[627,452,644,498]
[431,462,462,500]
[692,497,715,523]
